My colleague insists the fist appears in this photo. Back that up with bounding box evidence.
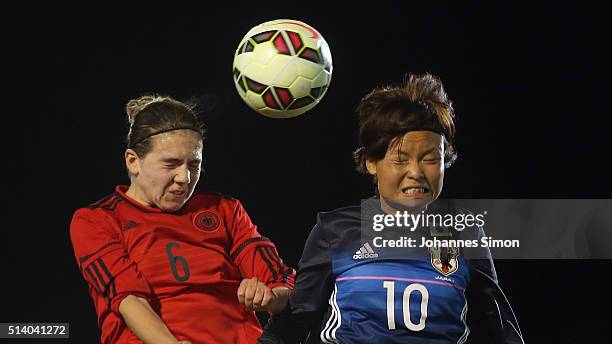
[237,277,291,314]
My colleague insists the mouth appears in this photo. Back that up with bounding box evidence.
[401,186,429,197]
[168,190,187,198]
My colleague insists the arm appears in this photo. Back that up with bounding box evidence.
[465,224,524,344]
[466,261,524,344]
[119,295,190,344]
[70,209,187,343]
[226,199,296,313]
[237,277,292,314]
[259,214,334,344]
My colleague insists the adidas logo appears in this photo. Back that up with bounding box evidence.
[353,242,379,259]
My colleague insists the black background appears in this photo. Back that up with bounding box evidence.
[5,2,610,343]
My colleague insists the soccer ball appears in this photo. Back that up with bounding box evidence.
[232,19,333,118]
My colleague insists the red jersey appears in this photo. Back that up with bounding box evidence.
[70,186,295,344]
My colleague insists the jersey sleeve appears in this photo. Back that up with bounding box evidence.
[466,225,524,344]
[227,199,295,289]
[259,213,334,344]
[70,208,154,315]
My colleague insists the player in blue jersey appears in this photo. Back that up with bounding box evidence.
[259,73,524,343]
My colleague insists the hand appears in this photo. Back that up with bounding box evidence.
[237,277,291,314]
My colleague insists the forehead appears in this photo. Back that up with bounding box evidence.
[147,130,203,159]
[389,131,443,153]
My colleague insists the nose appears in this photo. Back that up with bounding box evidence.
[174,165,191,185]
[403,159,425,180]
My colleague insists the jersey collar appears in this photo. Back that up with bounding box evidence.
[114,185,164,213]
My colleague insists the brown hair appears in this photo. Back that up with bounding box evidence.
[353,73,457,173]
[125,95,205,157]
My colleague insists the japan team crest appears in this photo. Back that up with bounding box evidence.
[193,210,221,232]
[429,246,460,275]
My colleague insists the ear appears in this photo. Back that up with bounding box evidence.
[365,160,377,175]
[125,149,140,176]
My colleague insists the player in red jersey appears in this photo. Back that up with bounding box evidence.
[70,95,295,344]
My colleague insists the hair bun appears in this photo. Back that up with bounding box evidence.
[126,95,158,124]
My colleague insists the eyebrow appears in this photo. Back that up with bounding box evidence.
[396,147,440,156]
[161,158,202,164]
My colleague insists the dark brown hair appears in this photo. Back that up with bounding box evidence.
[353,73,457,173]
[125,95,205,157]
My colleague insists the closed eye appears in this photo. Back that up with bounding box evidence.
[391,159,409,165]
[423,153,441,161]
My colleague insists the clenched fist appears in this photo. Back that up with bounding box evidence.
[237,277,291,314]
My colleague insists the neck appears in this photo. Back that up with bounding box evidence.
[125,185,152,207]
[379,196,427,215]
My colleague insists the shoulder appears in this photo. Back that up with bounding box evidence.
[191,190,237,201]
[313,204,363,242]
[316,196,380,226]
[317,204,362,224]
[70,193,123,244]
[187,190,244,213]
[190,190,238,204]
[73,192,121,223]
[83,192,122,211]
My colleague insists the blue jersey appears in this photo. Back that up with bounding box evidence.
[260,198,523,344]
[325,259,470,343]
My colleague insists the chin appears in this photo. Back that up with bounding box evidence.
[389,197,432,211]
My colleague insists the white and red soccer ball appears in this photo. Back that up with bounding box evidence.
[232,19,333,118]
